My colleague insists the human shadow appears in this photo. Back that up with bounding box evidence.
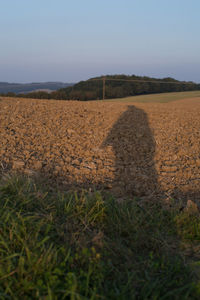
[101,105,160,199]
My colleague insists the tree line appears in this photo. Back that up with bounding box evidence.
[1,75,200,100]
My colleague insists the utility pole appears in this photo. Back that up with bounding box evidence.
[102,77,106,100]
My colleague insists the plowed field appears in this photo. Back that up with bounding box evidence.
[1,96,200,203]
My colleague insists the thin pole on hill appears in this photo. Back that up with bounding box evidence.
[103,77,106,100]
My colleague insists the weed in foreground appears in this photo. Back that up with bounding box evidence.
[0,175,200,299]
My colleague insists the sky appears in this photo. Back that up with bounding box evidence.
[1,0,200,83]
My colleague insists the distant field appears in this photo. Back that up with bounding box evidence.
[105,90,200,103]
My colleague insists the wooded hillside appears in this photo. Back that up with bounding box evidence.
[1,75,200,100]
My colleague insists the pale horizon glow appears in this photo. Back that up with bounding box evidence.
[1,0,200,83]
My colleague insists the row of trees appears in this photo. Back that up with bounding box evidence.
[1,75,200,101]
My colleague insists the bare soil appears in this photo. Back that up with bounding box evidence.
[1,97,200,203]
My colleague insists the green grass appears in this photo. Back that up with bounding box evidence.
[0,175,200,299]
[103,91,200,103]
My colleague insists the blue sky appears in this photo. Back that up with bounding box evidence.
[1,0,200,83]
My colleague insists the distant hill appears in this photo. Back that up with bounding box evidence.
[1,75,200,101]
[54,75,200,100]
[0,82,74,94]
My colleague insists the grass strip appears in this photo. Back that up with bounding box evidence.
[0,175,200,299]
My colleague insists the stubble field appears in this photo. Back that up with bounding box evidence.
[1,95,200,203]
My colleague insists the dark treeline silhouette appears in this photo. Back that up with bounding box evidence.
[1,74,200,100]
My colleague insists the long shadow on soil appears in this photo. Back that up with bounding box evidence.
[101,105,160,199]
[100,104,200,204]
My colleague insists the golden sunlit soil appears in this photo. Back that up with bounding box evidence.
[1,97,200,202]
